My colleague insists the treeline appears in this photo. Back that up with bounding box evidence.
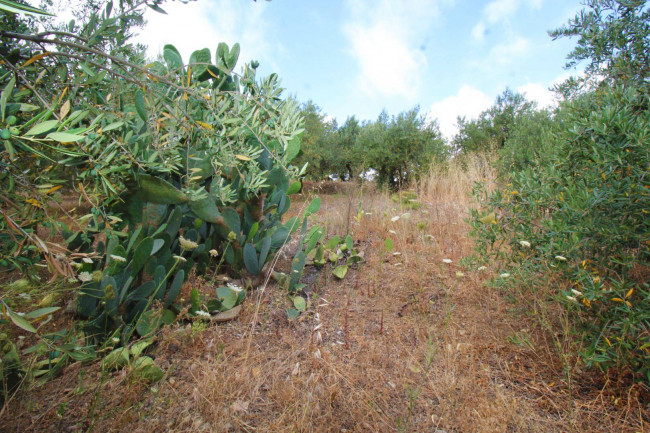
[293,103,447,189]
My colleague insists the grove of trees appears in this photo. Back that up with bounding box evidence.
[294,103,447,189]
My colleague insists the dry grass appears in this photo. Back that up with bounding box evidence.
[2,157,648,432]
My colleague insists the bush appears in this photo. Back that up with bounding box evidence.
[472,84,650,380]
[0,2,305,345]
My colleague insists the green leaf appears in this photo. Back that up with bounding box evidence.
[25,119,58,136]
[161,309,176,325]
[135,90,147,121]
[189,196,222,223]
[190,288,200,314]
[216,286,238,311]
[333,265,348,279]
[129,339,154,357]
[7,309,37,333]
[289,251,306,292]
[271,227,290,248]
[221,207,241,236]
[248,222,259,240]
[131,237,154,277]
[163,44,183,71]
[23,307,60,320]
[286,308,300,319]
[189,48,212,81]
[285,136,301,162]
[18,103,39,112]
[325,235,341,250]
[345,234,354,251]
[287,181,301,195]
[227,43,240,69]
[153,265,167,296]
[305,197,321,216]
[146,3,167,14]
[102,121,124,132]
[165,207,183,238]
[243,243,260,275]
[136,174,189,204]
[101,347,130,371]
[165,270,185,307]
[293,296,306,312]
[136,310,163,337]
[46,132,85,142]
[1,76,15,121]
[384,238,394,253]
[217,42,229,63]
[151,238,164,256]
[127,281,156,301]
[0,0,54,17]
[258,236,272,267]
[132,356,164,382]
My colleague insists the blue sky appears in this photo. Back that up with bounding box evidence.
[137,0,584,138]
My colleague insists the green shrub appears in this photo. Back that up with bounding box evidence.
[0,2,306,347]
[472,84,650,380]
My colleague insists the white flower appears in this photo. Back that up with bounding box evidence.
[519,241,531,248]
[111,337,120,343]
[110,254,127,262]
[500,273,511,278]
[195,310,211,318]
[477,266,487,271]
[390,216,400,222]
[77,272,92,282]
[571,289,583,297]
[555,255,567,261]
[209,249,219,257]
[566,296,578,304]
[173,255,187,263]
[442,259,452,264]
[179,236,199,250]
[227,283,243,292]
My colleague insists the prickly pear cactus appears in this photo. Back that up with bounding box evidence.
[72,42,306,343]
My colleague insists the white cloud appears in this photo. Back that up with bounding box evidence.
[484,0,520,24]
[343,0,452,100]
[471,22,487,41]
[427,85,493,139]
[345,26,426,99]
[516,82,556,107]
[136,0,275,71]
[472,0,544,41]
[490,36,530,65]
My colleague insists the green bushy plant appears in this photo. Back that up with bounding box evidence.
[0,0,306,354]
[472,85,649,379]
[470,0,650,382]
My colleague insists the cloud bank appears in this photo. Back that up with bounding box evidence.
[343,0,453,100]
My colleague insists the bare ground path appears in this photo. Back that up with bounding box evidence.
[3,181,647,432]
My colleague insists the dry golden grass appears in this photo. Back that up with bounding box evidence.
[3,157,648,432]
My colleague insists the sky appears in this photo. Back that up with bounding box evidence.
[136,0,585,139]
